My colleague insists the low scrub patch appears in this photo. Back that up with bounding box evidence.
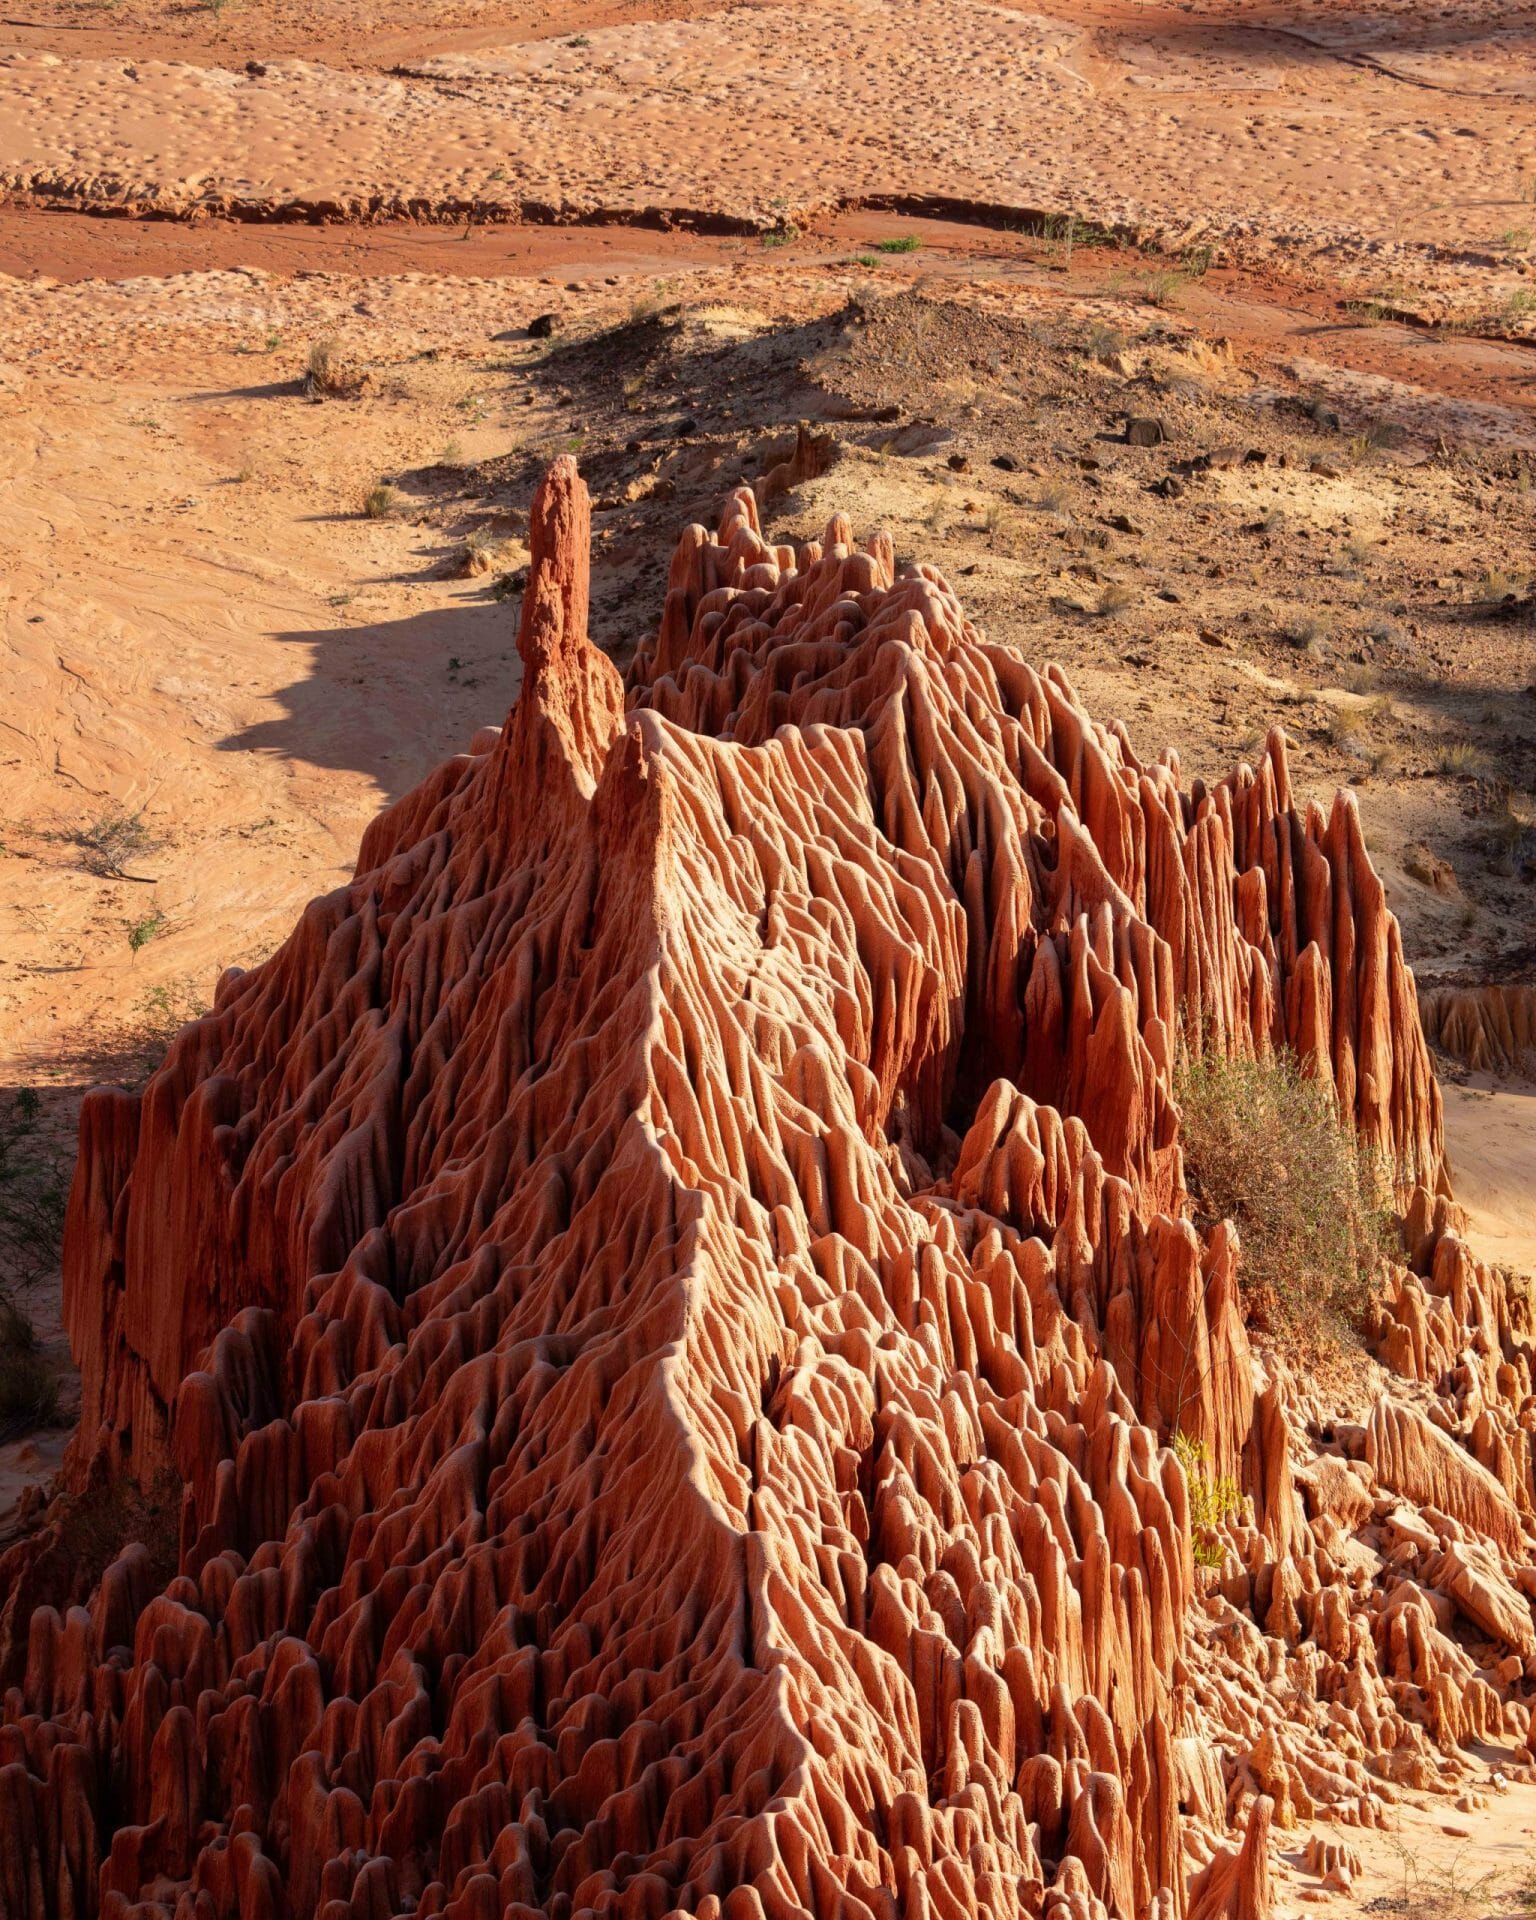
[1176,1046,1391,1349]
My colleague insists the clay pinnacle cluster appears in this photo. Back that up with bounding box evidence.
[3,458,1533,1920]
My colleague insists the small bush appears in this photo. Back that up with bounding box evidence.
[363,484,397,520]
[1083,320,1127,364]
[65,981,210,1093]
[1326,694,1394,755]
[0,1300,58,1427]
[1480,565,1525,601]
[72,810,163,881]
[126,909,168,952]
[1485,791,1535,875]
[1284,612,1332,655]
[1174,1432,1242,1569]
[304,337,360,399]
[0,1090,67,1301]
[53,1469,182,1598]
[1176,1046,1391,1348]
[873,235,923,254]
[1137,269,1189,308]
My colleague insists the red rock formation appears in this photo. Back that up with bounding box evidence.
[1419,982,1536,1075]
[2,461,1531,1920]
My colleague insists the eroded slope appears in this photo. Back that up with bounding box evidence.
[2,459,1533,1920]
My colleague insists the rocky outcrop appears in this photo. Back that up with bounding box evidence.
[2,460,1531,1920]
[1419,983,1536,1074]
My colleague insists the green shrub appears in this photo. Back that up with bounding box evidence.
[1176,1046,1390,1347]
[1174,1432,1242,1568]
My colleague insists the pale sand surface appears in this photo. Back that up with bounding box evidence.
[1443,1078,1536,1281]
[1309,1759,1536,1916]
[3,0,1536,286]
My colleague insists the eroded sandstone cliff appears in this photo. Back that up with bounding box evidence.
[2,459,1531,1920]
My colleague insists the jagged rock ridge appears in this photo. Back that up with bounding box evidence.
[2,459,1532,1920]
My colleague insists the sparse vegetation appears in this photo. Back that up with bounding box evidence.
[127,908,169,952]
[0,1299,58,1430]
[1093,581,1135,616]
[1485,789,1535,876]
[1479,565,1524,601]
[1036,478,1073,517]
[51,1468,182,1597]
[1176,1045,1391,1348]
[61,981,210,1093]
[0,1089,67,1305]
[363,483,397,520]
[1377,1840,1507,1920]
[761,225,801,249]
[1136,268,1189,308]
[1433,739,1491,779]
[1173,1432,1242,1569]
[1284,612,1332,655]
[304,337,360,399]
[1325,695,1394,766]
[1348,415,1405,459]
[1082,320,1127,365]
[458,527,503,575]
[71,809,163,882]
[873,235,923,254]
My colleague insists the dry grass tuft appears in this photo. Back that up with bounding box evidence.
[1433,739,1491,779]
[304,337,363,399]
[1176,1046,1391,1351]
[1093,582,1136,617]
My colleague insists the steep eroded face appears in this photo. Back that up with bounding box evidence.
[6,458,1523,1920]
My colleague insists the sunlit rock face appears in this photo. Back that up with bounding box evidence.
[4,458,1530,1920]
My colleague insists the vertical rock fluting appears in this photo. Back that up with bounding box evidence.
[2,462,1531,1920]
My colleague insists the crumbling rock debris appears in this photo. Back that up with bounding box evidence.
[2,458,1533,1920]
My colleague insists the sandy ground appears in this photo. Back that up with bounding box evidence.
[1443,1079,1536,1279]
[2,0,1536,304]
[1301,1753,1536,1918]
